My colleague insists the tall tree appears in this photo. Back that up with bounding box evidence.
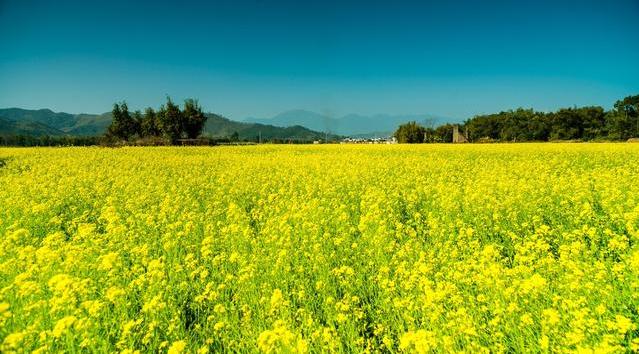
[182,99,208,139]
[132,110,143,138]
[607,95,639,140]
[107,101,137,140]
[140,107,160,137]
[158,97,183,143]
[394,121,425,143]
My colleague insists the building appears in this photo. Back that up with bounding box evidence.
[452,125,468,143]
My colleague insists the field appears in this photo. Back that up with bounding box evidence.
[1,144,638,353]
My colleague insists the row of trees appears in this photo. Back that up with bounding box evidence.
[395,94,639,143]
[0,135,101,147]
[107,97,208,143]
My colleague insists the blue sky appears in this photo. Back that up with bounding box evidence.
[1,0,638,120]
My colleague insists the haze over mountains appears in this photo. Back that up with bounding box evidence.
[243,110,456,136]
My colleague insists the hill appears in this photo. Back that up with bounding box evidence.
[204,113,333,141]
[244,109,456,136]
[0,116,66,136]
[0,108,334,141]
[0,108,112,136]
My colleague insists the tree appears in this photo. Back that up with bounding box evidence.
[139,107,160,137]
[132,110,142,138]
[394,121,425,143]
[182,99,208,139]
[607,95,639,140]
[158,97,183,143]
[465,113,502,141]
[434,123,454,142]
[580,107,606,140]
[107,101,137,141]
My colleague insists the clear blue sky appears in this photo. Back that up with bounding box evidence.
[1,0,638,120]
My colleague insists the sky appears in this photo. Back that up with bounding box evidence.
[1,0,638,121]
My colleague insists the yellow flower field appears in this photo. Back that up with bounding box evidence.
[1,144,638,353]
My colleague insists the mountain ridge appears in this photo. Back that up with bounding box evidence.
[0,108,333,141]
[243,109,458,136]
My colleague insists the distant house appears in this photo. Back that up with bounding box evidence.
[452,125,468,143]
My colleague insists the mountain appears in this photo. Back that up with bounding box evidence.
[0,108,77,129]
[244,110,457,136]
[245,110,339,133]
[204,113,333,141]
[0,116,66,136]
[66,113,113,135]
[0,108,112,136]
[0,108,333,141]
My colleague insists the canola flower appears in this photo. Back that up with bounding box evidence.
[0,143,638,352]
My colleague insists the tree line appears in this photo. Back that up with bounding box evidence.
[0,135,101,147]
[395,94,639,143]
[107,97,208,144]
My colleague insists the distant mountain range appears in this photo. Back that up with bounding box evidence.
[243,109,457,136]
[202,114,333,141]
[0,108,331,141]
[0,108,113,136]
[0,107,455,140]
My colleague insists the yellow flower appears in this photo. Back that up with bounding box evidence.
[542,308,560,326]
[270,288,284,311]
[520,313,534,327]
[52,316,77,338]
[614,315,634,334]
[167,340,186,354]
[2,331,26,350]
[540,335,549,350]
[214,304,226,314]
[257,320,307,353]
[399,330,436,353]
[98,252,120,271]
[105,286,126,303]
[167,340,187,354]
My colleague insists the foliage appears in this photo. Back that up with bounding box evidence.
[105,97,208,144]
[182,99,207,139]
[159,97,185,143]
[394,121,425,143]
[107,102,137,141]
[139,108,160,138]
[0,108,333,143]
[1,144,638,352]
[397,94,638,143]
[606,95,639,140]
[0,135,101,147]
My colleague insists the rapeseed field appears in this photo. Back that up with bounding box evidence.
[1,144,638,353]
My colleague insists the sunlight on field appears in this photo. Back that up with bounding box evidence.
[1,144,638,352]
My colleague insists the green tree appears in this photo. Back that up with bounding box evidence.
[158,97,183,143]
[394,121,425,143]
[107,101,137,141]
[580,106,606,140]
[182,99,208,139]
[548,108,583,140]
[132,110,143,138]
[607,95,639,140]
[140,107,160,137]
[434,123,454,142]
